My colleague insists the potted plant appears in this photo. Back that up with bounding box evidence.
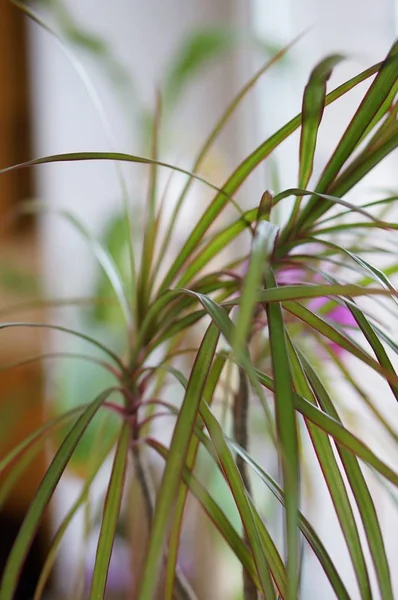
[0,4,398,598]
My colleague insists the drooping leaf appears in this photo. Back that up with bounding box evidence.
[13,0,138,322]
[33,428,118,600]
[253,367,398,485]
[301,353,393,600]
[0,406,85,476]
[0,390,113,600]
[229,441,351,600]
[286,337,371,599]
[0,321,124,371]
[147,438,260,590]
[199,402,281,598]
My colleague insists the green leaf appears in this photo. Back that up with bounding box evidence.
[299,55,344,189]
[200,402,281,598]
[301,354,393,600]
[0,440,43,512]
[177,207,258,287]
[90,424,129,599]
[0,389,113,600]
[246,282,396,305]
[264,270,299,600]
[0,151,232,200]
[145,358,278,597]
[355,77,398,148]
[163,26,280,107]
[158,59,383,292]
[137,93,161,322]
[315,194,398,227]
[147,438,260,589]
[347,303,398,403]
[13,0,138,325]
[312,221,398,235]
[293,41,398,230]
[164,354,226,599]
[329,128,398,200]
[286,337,371,599]
[0,351,118,378]
[229,441,351,600]
[275,187,385,226]
[233,220,279,355]
[253,368,398,485]
[33,428,118,600]
[294,395,398,485]
[136,322,221,599]
[283,300,398,387]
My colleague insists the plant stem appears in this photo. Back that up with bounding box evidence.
[131,442,154,525]
[233,368,259,600]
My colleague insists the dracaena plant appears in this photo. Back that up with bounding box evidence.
[1,4,398,598]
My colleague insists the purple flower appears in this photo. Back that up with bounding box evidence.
[308,296,357,355]
[276,266,306,286]
[276,266,357,356]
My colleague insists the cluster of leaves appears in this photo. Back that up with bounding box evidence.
[1,3,398,599]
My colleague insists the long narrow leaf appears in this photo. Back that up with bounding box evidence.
[154,39,298,282]
[0,406,85,476]
[233,220,279,355]
[164,355,226,599]
[254,369,398,485]
[147,438,260,589]
[286,337,371,599]
[158,60,383,292]
[301,353,393,600]
[200,402,281,598]
[136,322,220,599]
[0,389,113,600]
[33,428,118,600]
[283,300,398,386]
[299,55,344,190]
[230,441,352,600]
[293,41,398,230]
[137,94,161,321]
[264,270,299,600]
[90,424,129,599]
[177,208,257,287]
[12,0,138,324]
